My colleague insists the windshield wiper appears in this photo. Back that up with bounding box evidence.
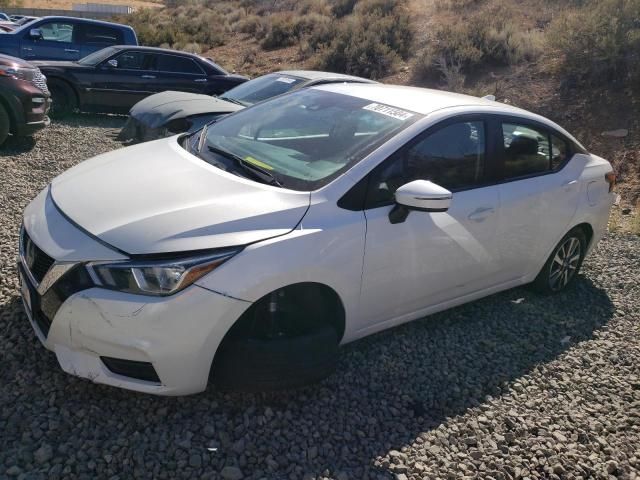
[207,145,283,187]
[218,96,246,107]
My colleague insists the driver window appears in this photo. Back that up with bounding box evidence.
[113,51,148,70]
[39,22,74,43]
[366,120,486,207]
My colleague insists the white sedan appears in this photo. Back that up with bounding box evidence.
[19,84,616,395]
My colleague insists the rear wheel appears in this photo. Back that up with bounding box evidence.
[211,285,341,391]
[49,81,76,118]
[532,228,587,294]
[0,104,9,146]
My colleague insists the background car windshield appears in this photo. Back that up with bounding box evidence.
[222,74,305,106]
[202,89,419,190]
[78,46,118,65]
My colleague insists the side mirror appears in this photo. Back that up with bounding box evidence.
[106,59,118,68]
[29,28,42,40]
[389,180,452,224]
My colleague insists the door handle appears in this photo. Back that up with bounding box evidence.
[562,179,578,191]
[194,78,208,82]
[468,207,495,221]
[141,75,156,79]
[64,49,79,53]
[23,47,33,51]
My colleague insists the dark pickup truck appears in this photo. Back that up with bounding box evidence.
[0,16,137,61]
[0,53,50,146]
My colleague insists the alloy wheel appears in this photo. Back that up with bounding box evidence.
[549,236,582,291]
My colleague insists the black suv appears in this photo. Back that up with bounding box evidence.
[34,45,248,116]
[0,53,50,147]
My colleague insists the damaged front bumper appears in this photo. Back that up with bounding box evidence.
[21,282,249,395]
[19,187,251,395]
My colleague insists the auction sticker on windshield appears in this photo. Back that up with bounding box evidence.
[363,103,414,121]
[276,77,297,84]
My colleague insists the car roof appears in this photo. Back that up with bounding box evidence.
[313,83,516,114]
[276,70,376,84]
[110,45,203,59]
[25,16,133,29]
[312,83,584,147]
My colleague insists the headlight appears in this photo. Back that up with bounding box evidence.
[0,64,35,82]
[87,248,240,296]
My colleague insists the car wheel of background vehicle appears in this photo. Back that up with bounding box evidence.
[49,81,76,118]
[0,104,9,147]
[532,227,587,294]
[210,285,341,392]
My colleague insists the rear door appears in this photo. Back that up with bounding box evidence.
[22,20,81,60]
[151,53,209,94]
[494,117,583,280]
[76,23,124,58]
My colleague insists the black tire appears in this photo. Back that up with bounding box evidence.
[0,104,9,147]
[49,81,76,118]
[212,325,339,392]
[211,286,340,391]
[532,228,587,294]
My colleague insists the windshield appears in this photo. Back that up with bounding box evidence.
[221,73,305,106]
[196,89,420,191]
[78,46,119,66]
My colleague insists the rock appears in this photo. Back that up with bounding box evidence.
[220,466,243,480]
[601,129,628,138]
[307,446,318,460]
[34,444,54,464]
[552,432,567,443]
[189,454,202,468]
[6,466,21,476]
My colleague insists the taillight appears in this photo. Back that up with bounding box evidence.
[605,171,617,193]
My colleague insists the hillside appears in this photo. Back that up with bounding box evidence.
[121,0,639,229]
[20,0,162,9]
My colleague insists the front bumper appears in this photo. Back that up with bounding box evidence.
[19,189,251,395]
[20,268,249,395]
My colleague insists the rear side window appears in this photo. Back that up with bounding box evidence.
[502,123,551,179]
[366,120,486,207]
[78,24,124,45]
[156,55,203,74]
[38,22,74,43]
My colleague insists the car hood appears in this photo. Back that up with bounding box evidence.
[50,137,310,255]
[130,91,243,129]
[31,60,89,70]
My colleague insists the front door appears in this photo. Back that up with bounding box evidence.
[89,50,158,111]
[22,20,80,60]
[357,118,504,331]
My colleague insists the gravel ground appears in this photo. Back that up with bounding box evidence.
[1,117,639,480]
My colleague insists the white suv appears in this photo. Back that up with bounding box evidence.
[19,84,615,395]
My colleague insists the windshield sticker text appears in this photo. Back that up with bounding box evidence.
[363,103,414,121]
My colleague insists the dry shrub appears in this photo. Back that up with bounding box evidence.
[261,12,331,50]
[547,0,640,87]
[331,0,358,17]
[311,8,412,79]
[414,8,543,82]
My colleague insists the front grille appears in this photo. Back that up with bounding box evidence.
[31,69,49,95]
[21,230,55,284]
